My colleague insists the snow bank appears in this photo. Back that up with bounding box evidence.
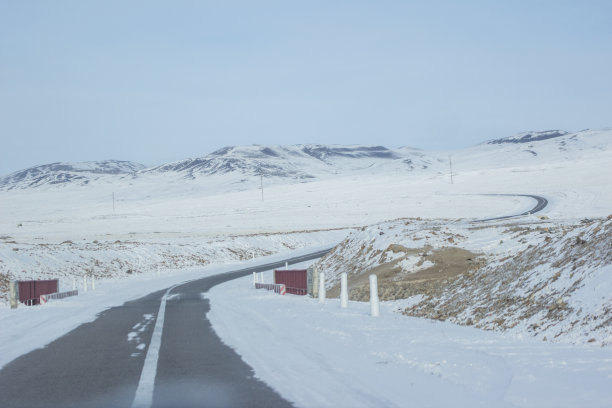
[0,245,335,370]
[0,230,346,305]
[207,268,612,408]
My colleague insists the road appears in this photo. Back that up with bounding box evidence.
[0,249,330,408]
[475,194,547,222]
[0,195,548,407]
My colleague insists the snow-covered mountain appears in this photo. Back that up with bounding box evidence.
[0,160,145,191]
[0,145,429,190]
[482,129,610,155]
[486,130,569,144]
[1,129,609,191]
[451,128,611,172]
[142,144,412,180]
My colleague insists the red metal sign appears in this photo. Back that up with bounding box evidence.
[18,280,59,305]
[274,270,307,295]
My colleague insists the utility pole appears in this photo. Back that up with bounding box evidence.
[260,175,264,201]
[449,155,454,185]
[112,192,116,214]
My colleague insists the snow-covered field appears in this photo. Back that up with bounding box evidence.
[207,265,612,408]
[0,129,611,406]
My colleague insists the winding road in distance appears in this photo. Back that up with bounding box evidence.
[475,194,548,222]
[0,195,547,408]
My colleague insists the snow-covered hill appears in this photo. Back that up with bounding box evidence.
[0,160,145,191]
[141,144,421,180]
[487,129,569,144]
[315,215,612,346]
[1,129,610,192]
[0,145,430,190]
[447,129,611,174]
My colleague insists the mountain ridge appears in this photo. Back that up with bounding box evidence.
[142,144,406,180]
[487,130,569,144]
[1,129,609,191]
[0,160,145,191]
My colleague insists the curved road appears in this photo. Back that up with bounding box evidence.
[0,195,547,407]
[0,250,330,408]
[475,194,547,222]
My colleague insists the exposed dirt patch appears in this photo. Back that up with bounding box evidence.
[328,246,484,301]
[0,272,10,303]
[314,216,612,345]
[402,218,612,344]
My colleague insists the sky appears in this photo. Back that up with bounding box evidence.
[1,0,611,175]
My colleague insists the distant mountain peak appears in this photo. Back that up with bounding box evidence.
[298,145,399,161]
[209,145,282,159]
[487,130,569,145]
[144,144,404,180]
[0,160,145,191]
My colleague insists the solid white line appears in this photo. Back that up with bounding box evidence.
[131,285,176,408]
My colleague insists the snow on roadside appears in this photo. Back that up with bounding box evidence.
[206,267,612,408]
[0,244,336,370]
[0,230,347,305]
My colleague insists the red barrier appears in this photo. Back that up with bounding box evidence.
[18,280,59,306]
[274,270,307,295]
[255,283,286,295]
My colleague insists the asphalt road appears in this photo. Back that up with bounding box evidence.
[475,194,548,222]
[0,249,330,408]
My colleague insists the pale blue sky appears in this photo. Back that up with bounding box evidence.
[1,1,611,175]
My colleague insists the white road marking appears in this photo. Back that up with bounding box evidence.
[131,285,177,408]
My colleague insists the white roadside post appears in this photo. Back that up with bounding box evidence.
[285,261,288,270]
[91,276,96,290]
[72,277,76,291]
[340,273,348,308]
[253,272,257,287]
[83,276,88,293]
[312,267,319,298]
[318,272,326,303]
[9,281,19,309]
[369,274,380,317]
[259,272,264,283]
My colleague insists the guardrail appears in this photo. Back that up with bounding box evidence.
[285,287,307,295]
[40,290,79,304]
[254,283,286,295]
